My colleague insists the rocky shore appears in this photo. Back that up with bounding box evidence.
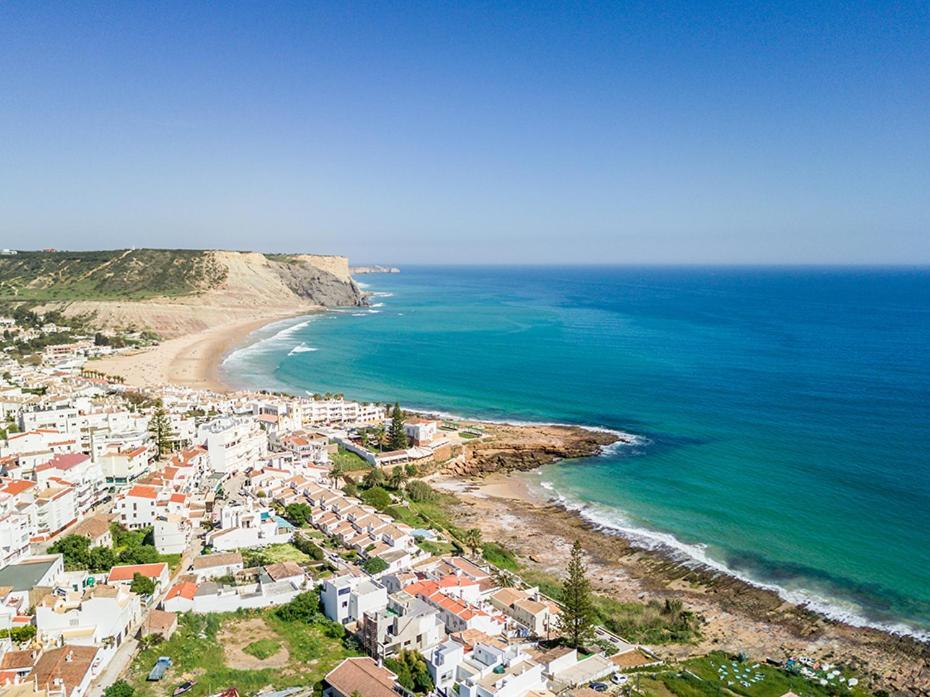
[436,472,930,694]
[442,422,627,477]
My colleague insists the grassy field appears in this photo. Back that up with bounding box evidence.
[481,541,519,571]
[331,447,372,471]
[629,652,872,697]
[416,539,457,556]
[242,639,281,660]
[127,610,359,697]
[241,543,311,567]
[0,249,227,301]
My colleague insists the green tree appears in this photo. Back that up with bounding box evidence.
[130,572,156,596]
[557,539,596,649]
[104,680,135,697]
[406,480,436,503]
[275,589,322,622]
[385,650,434,695]
[88,545,117,572]
[330,461,345,488]
[148,401,175,458]
[360,486,392,510]
[387,402,408,450]
[362,557,389,575]
[48,534,92,570]
[462,528,482,557]
[362,467,385,489]
[284,502,313,526]
[388,465,407,490]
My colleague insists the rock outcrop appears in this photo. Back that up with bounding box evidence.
[443,423,624,477]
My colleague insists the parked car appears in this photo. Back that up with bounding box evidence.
[611,673,630,685]
[590,682,609,692]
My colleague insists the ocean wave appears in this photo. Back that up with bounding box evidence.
[533,480,930,643]
[288,343,318,356]
[370,291,394,297]
[368,309,381,314]
[371,302,384,308]
[221,315,316,366]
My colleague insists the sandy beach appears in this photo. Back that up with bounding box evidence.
[88,310,314,392]
[433,472,930,693]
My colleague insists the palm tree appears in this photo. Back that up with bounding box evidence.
[330,461,345,489]
[462,528,483,558]
[493,567,516,588]
[389,465,407,490]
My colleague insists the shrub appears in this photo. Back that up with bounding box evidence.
[361,486,392,510]
[405,480,436,503]
[104,680,135,697]
[274,590,322,623]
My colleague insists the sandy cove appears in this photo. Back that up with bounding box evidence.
[436,473,930,694]
[88,310,315,392]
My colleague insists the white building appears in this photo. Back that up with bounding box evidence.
[115,484,161,529]
[35,584,142,663]
[198,416,267,474]
[206,500,292,552]
[35,484,78,540]
[99,445,151,485]
[34,453,105,515]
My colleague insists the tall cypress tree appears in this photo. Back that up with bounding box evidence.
[388,402,408,450]
[557,539,596,648]
[148,403,174,459]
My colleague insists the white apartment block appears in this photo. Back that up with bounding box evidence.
[300,398,386,426]
[198,416,267,474]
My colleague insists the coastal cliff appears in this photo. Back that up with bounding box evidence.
[0,249,365,338]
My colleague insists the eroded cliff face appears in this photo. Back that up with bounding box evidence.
[268,254,364,307]
[45,249,365,338]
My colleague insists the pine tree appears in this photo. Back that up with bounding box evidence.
[557,539,596,649]
[387,402,408,450]
[148,402,174,459]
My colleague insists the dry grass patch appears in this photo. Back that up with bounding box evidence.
[218,617,289,669]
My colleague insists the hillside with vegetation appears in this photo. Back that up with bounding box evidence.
[0,249,227,301]
[0,249,365,337]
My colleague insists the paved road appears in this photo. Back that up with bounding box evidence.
[87,638,138,697]
[87,536,202,695]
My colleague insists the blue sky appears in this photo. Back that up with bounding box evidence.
[1,1,928,264]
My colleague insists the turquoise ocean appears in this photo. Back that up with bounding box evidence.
[221,266,930,639]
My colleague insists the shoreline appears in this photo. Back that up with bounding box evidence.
[437,472,930,693]
[92,311,930,691]
[89,309,317,392]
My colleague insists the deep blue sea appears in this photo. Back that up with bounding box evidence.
[222,266,930,638]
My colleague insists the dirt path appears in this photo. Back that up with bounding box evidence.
[218,617,290,670]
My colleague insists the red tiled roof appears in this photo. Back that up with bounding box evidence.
[108,562,167,582]
[126,485,159,500]
[165,581,197,600]
[37,453,90,471]
[1,480,35,496]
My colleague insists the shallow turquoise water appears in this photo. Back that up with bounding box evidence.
[222,266,930,637]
